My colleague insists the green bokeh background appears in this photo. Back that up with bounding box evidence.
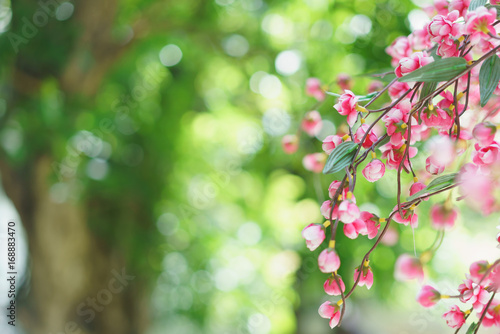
[0,0,498,333]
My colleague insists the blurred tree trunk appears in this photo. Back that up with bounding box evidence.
[0,1,151,333]
[1,157,148,334]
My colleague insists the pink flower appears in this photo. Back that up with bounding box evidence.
[473,122,496,146]
[469,260,490,284]
[393,206,419,228]
[334,90,359,127]
[473,142,500,166]
[437,39,460,58]
[354,265,374,289]
[427,10,461,42]
[421,106,453,129]
[474,34,500,53]
[303,153,327,173]
[417,285,441,307]
[388,81,411,99]
[318,248,341,273]
[318,301,341,329]
[426,156,445,175]
[430,135,456,166]
[479,301,500,327]
[443,305,466,328]
[281,134,299,154]
[355,124,378,148]
[449,0,471,18]
[359,211,380,239]
[306,78,325,101]
[488,266,500,292]
[382,100,410,135]
[395,52,434,78]
[464,6,497,44]
[320,200,338,220]
[302,223,326,251]
[386,36,412,67]
[437,90,464,112]
[367,80,384,93]
[328,180,343,199]
[430,204,458,230]
[395,254,424,281]
[458,163,496,215]
[424,0,449,17]
[410,181,429,201]
[458,279,490,310]
[336,73,352,91]
[322,135,343,155]
[301,110,322,136]
[362,159,386,182]
[409,28,433,51]
[343,219,366,239]
[338,200,360,224]
[381,144,418,170]
[324,275,346,296]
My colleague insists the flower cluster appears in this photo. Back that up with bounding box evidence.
[283,2,500,331]
[415,259,500,330]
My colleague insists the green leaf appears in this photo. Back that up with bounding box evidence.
[398,57,468,83]
[325,91,378,101]
[420,82,438,101]
[374,135,390,149]
[323,141,359,175]
[479,54,500,107]
[469,0,488,11]
[406,173,458,201]
[427,173,458,189]
[357,92,379,101]
[465,322,477,334]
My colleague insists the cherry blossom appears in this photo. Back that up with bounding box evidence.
[416,285,441,307]
[442,305,466,328]
[395,51,434,78]
[324,275,346,296]
[318,247,341,273]
[354,264,374,289]
[464,6,497,44]
[318,301,341,329]
[306,78,325,101]
[302,223,326,251]
[281,134,299,154]
[395,254,424,282]
[302,153,327,173]
[333,90,360,127]
[301,110,322,136]
[362,159,385,182]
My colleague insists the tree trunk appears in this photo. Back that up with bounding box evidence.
[1,156,148,334]
[1,0,153,332]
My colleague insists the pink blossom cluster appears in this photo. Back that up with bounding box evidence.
[283,1,500,330]
[415,259,500,329]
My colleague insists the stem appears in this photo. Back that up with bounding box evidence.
[453,307,473,334]
[333,273,346,325]
[364,77,398,108]
[474,292,496,334]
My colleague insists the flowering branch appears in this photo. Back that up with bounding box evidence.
[294,2,500,331]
